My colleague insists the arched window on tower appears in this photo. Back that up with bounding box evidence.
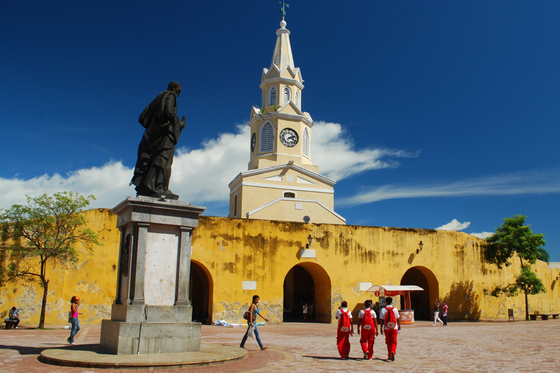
[260,121,274,152]
[302,127,310,158]
[283,192,296,198]
[295,90,300,108]
[283,87,291,105]
[269,87,277,106]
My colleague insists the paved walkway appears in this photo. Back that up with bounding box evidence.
[1,319,559,372]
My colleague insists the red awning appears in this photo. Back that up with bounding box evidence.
[367,285,424,297]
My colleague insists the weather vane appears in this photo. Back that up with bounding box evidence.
[279,0,289,19]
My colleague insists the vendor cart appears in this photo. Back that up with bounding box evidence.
[367,285,424,324]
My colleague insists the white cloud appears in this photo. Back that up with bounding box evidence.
[338,170,560,207]
[0,162,134,210]
[436,219,471,231]
[0,121,412,211]
[436,219,494,239]
[470,232,493,239]
[312,121,418,180]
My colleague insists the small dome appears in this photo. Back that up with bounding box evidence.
[280,20,287,29]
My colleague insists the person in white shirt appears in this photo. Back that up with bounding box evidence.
[380,297,401,361]
[433,299,444,326]
[357,299,378,360]
[335,300,354,359]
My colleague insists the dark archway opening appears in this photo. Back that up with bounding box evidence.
[189,261,212,324]
[283,265,315,322]
[283,263,332,323]
[401,267,431,320]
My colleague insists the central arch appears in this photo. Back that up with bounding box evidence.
[189,260,213,325]
[400,266,439,321]
[283,263,331,323]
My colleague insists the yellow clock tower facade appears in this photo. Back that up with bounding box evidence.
[228,18,345,225]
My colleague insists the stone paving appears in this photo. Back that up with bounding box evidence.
[1,319,559,372]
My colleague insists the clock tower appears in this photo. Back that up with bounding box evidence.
[228,17,345,225]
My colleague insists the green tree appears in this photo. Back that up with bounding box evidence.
[0,192,100,328]
[483,215,547,320]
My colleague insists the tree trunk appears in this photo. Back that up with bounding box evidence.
[39,279,49,329]
[524,290,529,321]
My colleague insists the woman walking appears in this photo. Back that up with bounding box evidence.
[240,295,269,350]
[67,296,81,345]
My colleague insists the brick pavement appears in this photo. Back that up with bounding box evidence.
[1,320,559,372]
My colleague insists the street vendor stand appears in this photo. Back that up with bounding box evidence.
[367,285,424,324]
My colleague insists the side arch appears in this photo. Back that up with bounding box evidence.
[400,266,439,321]
[189,260,214,325]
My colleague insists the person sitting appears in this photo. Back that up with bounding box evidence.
[9,307,20,328]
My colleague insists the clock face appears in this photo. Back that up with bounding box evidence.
[251,133,256,152]
[280,128,298,147]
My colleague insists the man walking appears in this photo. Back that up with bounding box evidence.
[357,299,378,360]
[335,300,353,359]
[380,297,401,361]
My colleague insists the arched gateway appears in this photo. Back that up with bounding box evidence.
[400,266,439,321]
[283,263,331,323]
[189,260,213,325]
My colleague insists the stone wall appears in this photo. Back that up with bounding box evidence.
[1,208,558,325]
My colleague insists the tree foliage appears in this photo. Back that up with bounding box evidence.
[483,215,547,320]
[0,191,100,328]
[483,214,546,268]
[491,266,546,297]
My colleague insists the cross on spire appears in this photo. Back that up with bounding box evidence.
[279,1,289,19]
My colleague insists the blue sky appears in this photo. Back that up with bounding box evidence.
[2,1,560,261]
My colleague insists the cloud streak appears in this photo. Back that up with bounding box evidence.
[338,170,560,207]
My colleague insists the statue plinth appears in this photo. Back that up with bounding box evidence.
[100,197,206,355]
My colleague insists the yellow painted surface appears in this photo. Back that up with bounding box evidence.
[2,209,559,326]
[0,209,119,326]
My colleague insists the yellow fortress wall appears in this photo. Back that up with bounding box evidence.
[1,209,558,326]
[0,209,119,326]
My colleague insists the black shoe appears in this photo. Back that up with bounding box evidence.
[364,351,369,359]
[390,352,395,361]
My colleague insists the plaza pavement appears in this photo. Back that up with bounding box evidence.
[1,319,559,372]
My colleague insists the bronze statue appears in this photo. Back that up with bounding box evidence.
[130,82,186,199]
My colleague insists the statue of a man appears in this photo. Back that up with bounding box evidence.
[130,81,186,199]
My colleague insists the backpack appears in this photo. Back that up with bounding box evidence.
[339,308,351,332]
[362,309,374,330]
[385,306,397,328]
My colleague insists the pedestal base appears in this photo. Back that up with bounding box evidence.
[100,319,200,355]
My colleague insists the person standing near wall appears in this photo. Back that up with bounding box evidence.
[303,302,308,322]
[433,299,444,326]
[442,302,449,326]
[380,297,401,361]
[240,295,269,350]
[335,300,354,359]
[357,299,378,360]
[67,296,81,345]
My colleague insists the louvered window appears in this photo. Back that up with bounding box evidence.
[283,87,291,105]
[269,87,277,106]
[260,122,274,152]
[302,127,310,158]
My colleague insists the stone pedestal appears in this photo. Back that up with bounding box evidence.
[100,197,205,355]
